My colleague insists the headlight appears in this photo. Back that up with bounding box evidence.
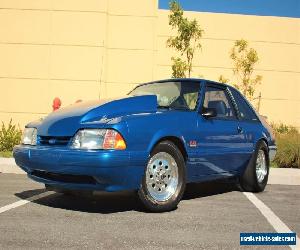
[21,128,37,145]
[71,129,126,150]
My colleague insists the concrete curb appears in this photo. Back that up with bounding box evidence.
[268,168,300,186]
[0,158,299,185]
[0,158,26,174]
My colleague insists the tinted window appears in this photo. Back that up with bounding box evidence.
[129,81,200,111]
[203,86,236,119]
[230,88,258,121]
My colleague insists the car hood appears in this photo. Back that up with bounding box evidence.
[31,95,157,136]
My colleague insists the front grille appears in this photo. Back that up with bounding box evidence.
[31,170,97,185]
[39,136,71,146]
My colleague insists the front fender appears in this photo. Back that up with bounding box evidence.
[147,129,187,154]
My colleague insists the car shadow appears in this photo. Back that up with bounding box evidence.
[183,179,239,200]
[15,179,239,214]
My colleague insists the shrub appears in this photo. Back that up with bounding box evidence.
[0,151,13,158]
[271,123,298,134]
[0,119,22,152]
[272,124,300,168]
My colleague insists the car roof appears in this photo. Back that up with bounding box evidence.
[139,78,233,89]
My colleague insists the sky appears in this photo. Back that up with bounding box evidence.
[159,0,300,18]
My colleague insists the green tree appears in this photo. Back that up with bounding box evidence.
[230,39,262,100]
[218,75,229,84]
[170,57,188,78]
[167,1,203,78]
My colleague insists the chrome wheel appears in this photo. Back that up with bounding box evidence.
[256,149,267,183]
[146,152,179,202]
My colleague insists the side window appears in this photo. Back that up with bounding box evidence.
[230,88,258,121]
[203,86,236,119]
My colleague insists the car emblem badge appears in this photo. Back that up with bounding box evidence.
[189,140,197,147]
[49,139,56,145]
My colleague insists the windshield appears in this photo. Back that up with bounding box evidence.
[129,81,200,111]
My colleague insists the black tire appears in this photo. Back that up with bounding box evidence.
[138,140,186,212]
[239,140,269,192]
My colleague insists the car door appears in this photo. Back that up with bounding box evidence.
[228,87,260,160]
[192,83,249,177]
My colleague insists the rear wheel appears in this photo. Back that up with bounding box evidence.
[239,140,269,192]
[138,141,186,212]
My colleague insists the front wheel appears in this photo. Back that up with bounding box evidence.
[239,140,269,192]
[138,141,186,212]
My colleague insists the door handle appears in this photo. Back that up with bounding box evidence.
[237,126,243,133]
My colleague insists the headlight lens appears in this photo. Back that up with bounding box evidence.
[71,129,126,150]
[21,128,37,145]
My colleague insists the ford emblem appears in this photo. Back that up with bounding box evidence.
[48,139,56,145]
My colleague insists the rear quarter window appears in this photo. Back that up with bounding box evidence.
[230,88,259,121]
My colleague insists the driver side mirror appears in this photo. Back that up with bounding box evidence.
[201,107,217,119]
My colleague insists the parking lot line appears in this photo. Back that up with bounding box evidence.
[244,192,300,250]
[0,191,50,214]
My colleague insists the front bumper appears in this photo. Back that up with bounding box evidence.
[13,145,147,192]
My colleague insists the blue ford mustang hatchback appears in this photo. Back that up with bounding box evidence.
[14,79,276,212]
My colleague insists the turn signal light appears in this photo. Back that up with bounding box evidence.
[103,130,126,150]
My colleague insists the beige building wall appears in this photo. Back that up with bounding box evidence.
[0,0,299,129]
[0,0,158,127]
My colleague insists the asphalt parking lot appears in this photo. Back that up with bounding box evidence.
[0,173,299,250]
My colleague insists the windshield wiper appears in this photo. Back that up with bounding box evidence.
[171,106,190,111]
[157,105,190,111]
[157,105,171,110]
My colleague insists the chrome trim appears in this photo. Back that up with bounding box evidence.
[146,152,179,202]
[256,149,267,183]
[268,145,277,162]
